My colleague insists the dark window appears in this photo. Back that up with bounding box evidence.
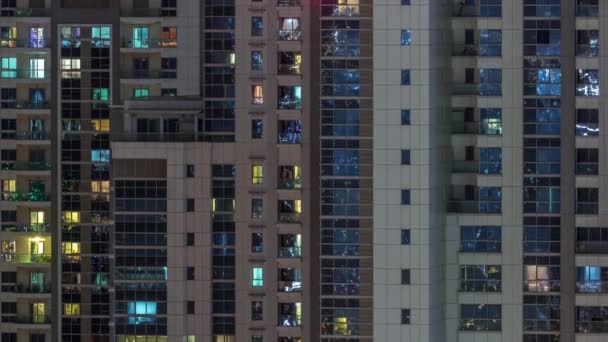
[401,110,410,125]
[401,229,410,245]
[401,0,410,4]
[186,301,195,314]
[186,232,195,246]
[401,269,410,285]
[186,164,195,177]
[252,232,263,253]
[401,190,410,205]
[401,69,410,85]
[252,119,263,139]
[401,150,410,165]
[2,333,16,342]
[29,334,44,342]
[187,267,195,280]
[252,17,263,36]
[161,88,177,96]
[401,309,410,324]
[251,301,263,320]
[187,198,195,212]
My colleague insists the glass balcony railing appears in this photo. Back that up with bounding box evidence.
[278,315,302,327]
[576,241,608,254]
[452,83,502,96]
[1,161,52,171]
[448,200,501,214]
[1,192,50,202]
[0,253,51,264]
[278,280,302,292]
[0,69,49,80]
[1,223,50,232]
[278,246,302,258]
[120,69,176,79]
[0,130,48,140]
[111,132,202,142]
[15,315,51,324]
[1,39,49,48]
[278,178,302,189]
[576,281,608,294]
[0,101,49,110]
[278,0,301,6]
[120,39,177,48]
[452,160,479,173]
[278,212,301,223]
[278,64,302,75]
[1,8,50,17]
[576,5,599,17]
[450,121,503,135]
[452,44,501,57]
[453,4,501,17]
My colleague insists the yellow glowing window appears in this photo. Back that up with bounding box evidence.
[61,58,81,79]
[294,200,302,214]
[62,242,80,255]
[32,303,45,323]
[30,238,45,255]
[91,181,110,193]
[30,211,45,225]
[1,27,16,47]
[64,303,80,316]
[334,317,348,335]
[162,26,177,47]
[252,165,263,184]
[214,336,235,342]
[252,85,263,104]
[63,211,80,223]
[2,180,15,193]
[91,119,110,132]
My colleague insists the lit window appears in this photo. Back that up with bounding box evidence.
[30,211,45,225]
[334,316,348,335]
[251,51,263,72]
[401,69,410,85]
[64,303,80,316]
[30,27,45,48]
[92,88,109,101]
[62,242,80,254]
[128,301,157,315]
[91,119,110,132]
[62,211,80,224]
[29,58,45,79]
[134,88,149,97]
[92,27,111,40]
[91,149,110,162]
[252,85,264,104]
[132,27,150,48]
[162,26,177,47]
[252,267,264,287]
[32,303,45,323]
[30,238,45,255]
[401,30,412,45]
[0,26,16,47]
[91,181,110,193]
[252,165,264,184]
[1,57,17,78]
[2,179,16,193]
[61,58,81,79]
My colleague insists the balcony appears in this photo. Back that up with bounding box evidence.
[1,39,49,49]
[452,83,502,96]
[576,241,608,255]
[0,8,50,17]
[452,44,501,57]
[15,315,51,325]
[1,130,48,141]
[576,5,599,17]
[1,283,51,294]
[1,192,50,202]
[279,178,302,189]
[278,0,301,6]
[1,101,49,110]
[0,69,49,80]
[0,253,51,264]
[577,281,608,294]
[448,200,501,214]
[1,161,52,171]
[279,64,302,75]
[1,223,50,233]
[120,69,176,79]
[120,39,177,49]
[278,246,302,258]
[120,8,164,17]
[452,160,478,173]
[452,4,501,17]
[279,212,301,224]
[279,314,302,327]
[112,132,202,143]
[451,121,502,135]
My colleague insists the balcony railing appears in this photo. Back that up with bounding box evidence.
[1,161,51,171]
[278,212,301,224]
[452,160,478,173]
[450,121,503,135]
[0,253,51,264]
[576,44,599,57]
[15,315,51,324]
[0,101,49,110]
[278,246,302,258]
[576,5,599,17]
[120,39,177,49]
[452,44,501,57]
[1,39,49,48]
[112,132,203,143]
[576,241,608,254]
[278,178,302,189]
[447,200,501,214]
[0,130,48,140]
[0,69,50,80]
[278,30,302,41]
[278,64,302,75]
[452,5,501,17]
[1,192,50,202]
[576,281,608,294]
[1,8,50,17]
[452,83,502,96]
[120,69,176,79]
[278,0,301,6]
[278,280,302,292]
[278,315,302,327]
[120,8,164,16]
[1,223,50,232]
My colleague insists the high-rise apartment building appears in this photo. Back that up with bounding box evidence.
[0,0,607,342]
